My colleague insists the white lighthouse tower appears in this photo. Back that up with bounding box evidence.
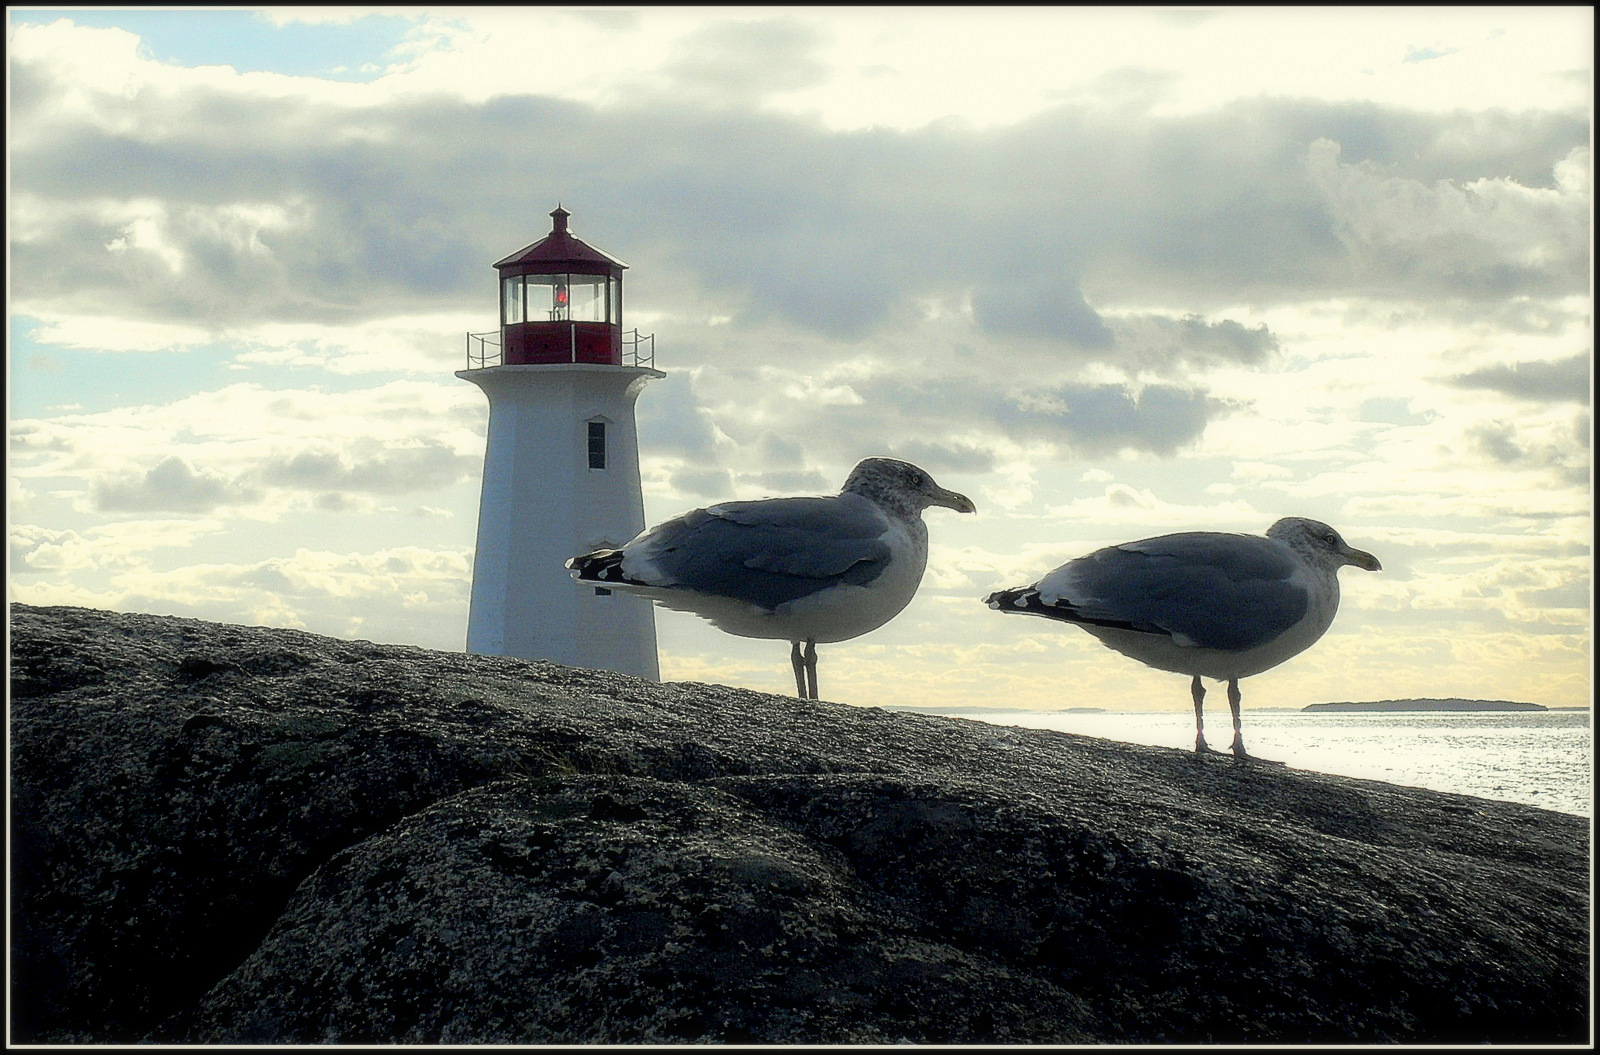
[457,206,664,679]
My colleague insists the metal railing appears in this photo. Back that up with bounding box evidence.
[466,330,502,369]
[463,327,657,370]
[622,329,655,369]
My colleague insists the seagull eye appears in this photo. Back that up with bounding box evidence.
[1322,532,1339,545]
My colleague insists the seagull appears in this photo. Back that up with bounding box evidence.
[984,517,1381,760]
[568,457,976,699]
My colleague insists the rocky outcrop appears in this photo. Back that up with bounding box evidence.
[9,603,1590,1045]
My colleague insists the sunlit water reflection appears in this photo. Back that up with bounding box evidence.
[899,708,1593,818]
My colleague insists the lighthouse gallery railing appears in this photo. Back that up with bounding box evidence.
[465,329,655,370]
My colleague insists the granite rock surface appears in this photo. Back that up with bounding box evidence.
[9,604,1590,1044]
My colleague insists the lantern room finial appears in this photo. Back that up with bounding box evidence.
[550,205,570,234]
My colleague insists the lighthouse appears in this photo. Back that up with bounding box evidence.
[457,207,664,679]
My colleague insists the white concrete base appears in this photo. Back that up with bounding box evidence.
[458,363,664,680]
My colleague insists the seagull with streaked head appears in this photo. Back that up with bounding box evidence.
[985,517,1381,761]
[569,457,976,699]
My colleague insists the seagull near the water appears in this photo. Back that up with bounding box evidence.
[984,517,1381,760]
[568,457,976,699]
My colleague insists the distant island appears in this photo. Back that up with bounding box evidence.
[1056,707,1108,714]
[876,704,1030,714]
[1303,699,1548,713]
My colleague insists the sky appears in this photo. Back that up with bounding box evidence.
[7,6,1593,713]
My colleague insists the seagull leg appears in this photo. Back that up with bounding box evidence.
[803,638,819,700]
[790,641,808,698]
[1191,675,1216,754]
[1227,678,1247,756]
[1228,678,1282,764]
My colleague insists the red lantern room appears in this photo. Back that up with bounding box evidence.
[493,206,626,365]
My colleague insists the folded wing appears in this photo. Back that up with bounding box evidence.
[1026,532,1310,652]
[621,495,894,611]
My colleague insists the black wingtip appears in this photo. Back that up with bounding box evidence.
[983,590,1156,635]
[568,549,628,582]
[983,587,1037,611]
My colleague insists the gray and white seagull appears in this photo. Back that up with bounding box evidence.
[568,457,976,699]
[984,517,1381,760]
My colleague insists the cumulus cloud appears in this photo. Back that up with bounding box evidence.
[972,274,1115,349]
[1107,313,1280,373]
[16,545,476,650]
[662,362,1232,499]
[93,455,260,513]
[1306,138,1591,299]
[259,441,476,494]
[885,440,997,476]
[12,381,488,518]
[850,376,1229,458]
[636,371,723,461]
[1465,418,1589,485]
[10,518,227,571]
[1443,352,1591,404]
[9,17,1588,347]
[11,524,103,573]
[668,466,735,499]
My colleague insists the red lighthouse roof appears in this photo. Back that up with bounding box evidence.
[493,206,628,277]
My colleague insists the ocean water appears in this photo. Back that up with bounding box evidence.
[903,707,1594,818]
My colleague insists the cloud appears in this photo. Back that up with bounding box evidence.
[12,545,477,650]
[1305,138,1590,299]
[840,375,1230,459]
[660,17,832,105]
[11,524,103,573]
[12,380,489,519]
[668,466,735,498]
[1108,312,1280,372]
[92,455,260,513]
[259,441,476,494]
[9,18,1588,348]
[1464,418,1589,485]
[884,440,997,476]
[1443,352,1590,404]
[9,420,75,455]
[741,468,832,495]
[636,370,724,461]
[10,518,227,571]
[972,275,1115,349]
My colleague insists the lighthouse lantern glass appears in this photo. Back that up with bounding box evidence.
[501,276,525,324]
[516,273,612,323]
[567,277,605,322]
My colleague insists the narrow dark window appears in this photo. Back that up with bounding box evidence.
[587,421,607,469]
[594,587,612,596]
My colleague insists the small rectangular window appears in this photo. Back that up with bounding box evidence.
[587,421,607,469]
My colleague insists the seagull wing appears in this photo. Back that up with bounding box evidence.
[622,494,894,611]
[1031,532,1310,651]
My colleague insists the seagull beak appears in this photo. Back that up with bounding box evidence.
[932,487,977,514]
[1344,545,1382,572]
